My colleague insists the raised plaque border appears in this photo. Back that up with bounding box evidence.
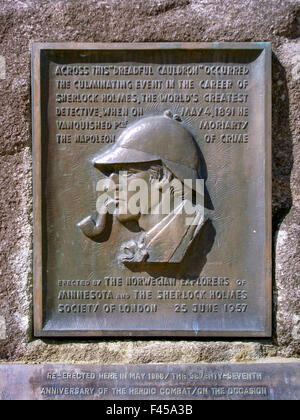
[32,42,272,338]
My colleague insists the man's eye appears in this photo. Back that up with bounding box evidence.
[120,171,137,177]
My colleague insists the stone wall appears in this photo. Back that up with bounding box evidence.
[0,0,299,363]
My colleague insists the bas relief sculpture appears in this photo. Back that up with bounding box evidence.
[32,44,271,338]
[77,111,210,265]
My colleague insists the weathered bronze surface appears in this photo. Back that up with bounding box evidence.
[1,363,299,400]
[32,43,272,337]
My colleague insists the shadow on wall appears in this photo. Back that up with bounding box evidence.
[271,53,294,343]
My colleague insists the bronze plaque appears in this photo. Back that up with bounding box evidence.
[32,43,271,337]
[1,363,299,400]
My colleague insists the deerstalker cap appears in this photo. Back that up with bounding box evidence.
[93,111,201,183]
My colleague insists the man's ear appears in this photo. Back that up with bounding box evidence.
[157,165,173,189]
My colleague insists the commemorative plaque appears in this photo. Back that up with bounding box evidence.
[1,363,299,400]
[32,43,271,337]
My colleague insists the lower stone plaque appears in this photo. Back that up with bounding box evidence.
[0,363,299,400]
[32,42,271,337]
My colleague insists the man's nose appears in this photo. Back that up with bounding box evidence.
[109,172,118,182]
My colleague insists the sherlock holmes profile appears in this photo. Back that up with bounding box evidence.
[78,111,209,263]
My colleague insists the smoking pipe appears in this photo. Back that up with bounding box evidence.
[77,207,109,240]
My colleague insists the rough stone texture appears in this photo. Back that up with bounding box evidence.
[0,0,299,363]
